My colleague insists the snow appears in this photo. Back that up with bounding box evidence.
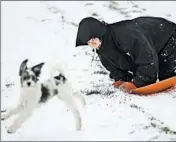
[1,1,176,141]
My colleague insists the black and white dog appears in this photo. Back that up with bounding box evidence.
[1,59,86,133]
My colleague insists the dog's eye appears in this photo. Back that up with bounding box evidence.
[31,76,35,80]
[23,77,27,80]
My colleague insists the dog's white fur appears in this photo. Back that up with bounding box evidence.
[1,60,86,133]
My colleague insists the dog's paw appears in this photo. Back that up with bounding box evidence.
[1,113,9,121]
[7,130,15,134]
[1,109,6,113]
[76,118,82,131]
[7,125,17,134]
[76,124,81,131]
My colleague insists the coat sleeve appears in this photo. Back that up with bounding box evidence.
[98,54,133,82]
[128,31,158,87]
[112,27,159,87]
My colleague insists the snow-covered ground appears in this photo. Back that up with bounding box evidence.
[1,1,176,141]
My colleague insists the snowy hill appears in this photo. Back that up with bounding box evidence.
[1,1,176,141]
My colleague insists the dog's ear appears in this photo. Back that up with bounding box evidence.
[19,59,28,76]
[31,62,45,77]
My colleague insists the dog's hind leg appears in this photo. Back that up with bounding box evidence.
[73,93,86,108]
[67,101,82,131]
[57,93,82,131]
[1,105,22,120]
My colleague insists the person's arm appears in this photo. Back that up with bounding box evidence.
[132,39,158,87]
[128,32,158,87]
[113,29,158,88]
[98,55,133,82]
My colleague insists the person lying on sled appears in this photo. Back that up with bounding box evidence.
[75,16,176,93]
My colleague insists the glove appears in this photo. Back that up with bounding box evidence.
[112,81,125,88]
[119,82,137,93]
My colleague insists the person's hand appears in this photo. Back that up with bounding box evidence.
[173,84,176,91]
[119,82,137,93]
[112,81,125,88]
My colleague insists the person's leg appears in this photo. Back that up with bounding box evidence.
[158,32,176,81]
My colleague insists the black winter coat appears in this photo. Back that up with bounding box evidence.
[76,16,176,87]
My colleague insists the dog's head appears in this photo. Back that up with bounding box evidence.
[19,59,45,87]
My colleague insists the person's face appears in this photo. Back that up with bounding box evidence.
[87,38,102,49]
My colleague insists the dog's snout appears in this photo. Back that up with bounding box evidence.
[27,82,31,86]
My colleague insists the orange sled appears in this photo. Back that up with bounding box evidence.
[132,76,176,95]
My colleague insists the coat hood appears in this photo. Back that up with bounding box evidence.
[75,17,107,47]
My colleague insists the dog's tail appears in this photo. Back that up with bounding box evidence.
[50,62,67,78]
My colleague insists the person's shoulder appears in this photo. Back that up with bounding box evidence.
[110,19,133,26]
[133,16,172,23]
[109,18,136,33]
[110,16,170,25]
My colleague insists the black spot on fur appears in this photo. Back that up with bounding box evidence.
[54,73,67,83]
[39,84,50,103]
[30,75,38,82]
[22,71,30,80]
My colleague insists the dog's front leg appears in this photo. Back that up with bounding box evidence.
[1,105,22,120]
[7,109,32,133]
